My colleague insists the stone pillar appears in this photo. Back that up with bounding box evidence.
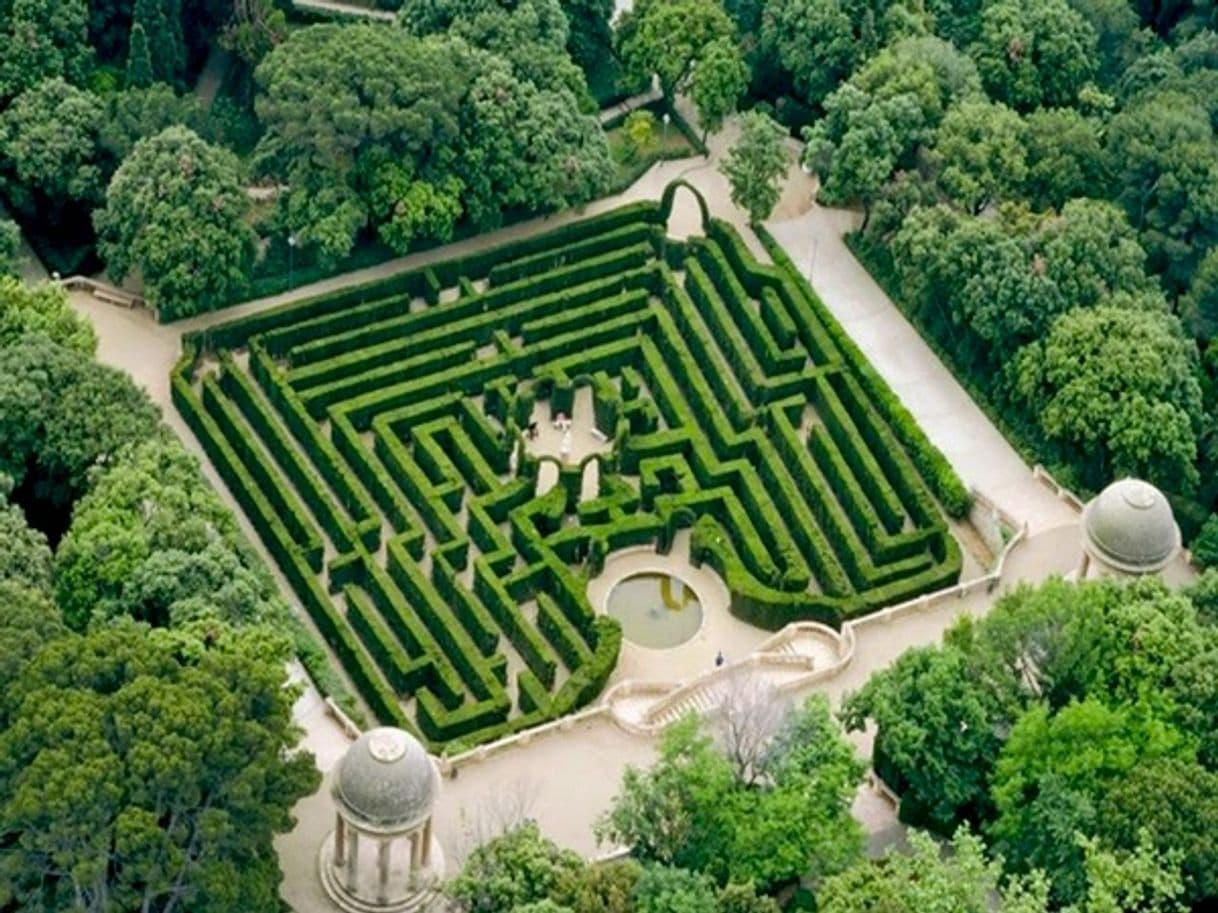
[347,829,360,893]
[410,830,423,870]
[1078,550,1091,580]
[333,814,346,867]
[421,818,433,867]
[377,839,391,904]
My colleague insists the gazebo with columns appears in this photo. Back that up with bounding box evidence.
[319,727,444,913]
[1078,477,1182,578]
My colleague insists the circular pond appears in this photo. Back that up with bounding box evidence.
[607,572,704,648]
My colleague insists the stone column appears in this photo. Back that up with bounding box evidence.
[421,818,433,867]
[1078,550,1091,580]
[333,814,346,867]
[347,829,361,893]
[410,830,423,870]
[377,839,391,904]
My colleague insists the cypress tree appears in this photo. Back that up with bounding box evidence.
[125,23,154,88]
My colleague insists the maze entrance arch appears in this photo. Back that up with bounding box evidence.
[173,184,965,751]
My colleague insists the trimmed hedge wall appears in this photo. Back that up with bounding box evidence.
[174,184,967,748]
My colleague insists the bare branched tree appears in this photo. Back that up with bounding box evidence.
[711,673,792,786]
[451,776,540,863]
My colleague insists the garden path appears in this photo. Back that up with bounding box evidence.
[765,206,1078,536]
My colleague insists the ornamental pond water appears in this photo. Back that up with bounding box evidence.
[606,572,704,648]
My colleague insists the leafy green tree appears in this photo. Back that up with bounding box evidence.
[219,0,287,66]
[633,866,718,913]
[0,219,19,276]
[94,126,256,319]
[1099,759,1218,907]
[1192,514,1218,567]
[399,0,590,105]
[54,434,281,631]
[989,699,1192,903]
[804,37,981,215]
[757,0,928,108]
[689,38,749,140]
[0,619,319,911]
[617,0,737,104]
[132,0,184,85]
[560,0,614,75]
[969,0,1098,109]
[719,110,788,223]
[0,276,96,355]
[98,83,207,162]
[1104,90,1218,290]
[254,25,468,260]
[0,497,53,593]
[1013,305,1204,490]
[0,337,160,519]
[842,644,1012,830]
[448,822,584,913]
[0,0,93,101]
[1066,0,1148,86]
[0,579,64,696]
[931,99,1026,214]
[1021,109,1105,211]
[0,78,109,214]
[715,882,780,913]
[459,58,611,230]
[553,858,642,913]
[1182,245,1218,342]
[364,155,464,255]
[124,21,154,88]
[597,699,862,891]
[622,110,659,162]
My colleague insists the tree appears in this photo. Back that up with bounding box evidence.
[1104,90,1218,290]
[1182,245,1218,342]
[220,0,288,66]
[0,78,109,215]
[94,126,256,319]
[716,882,780,913]
[0,337,160,523]
[1099,759,1218,906]
[988,698,1193,903]
[1021,109,1105,211]
[757,0,929,108]
[689,38,749,140]
[818,826,1186,913]
[968,0,1099,110]
[254,25,468,260]
[719,111,788,223]
[98,83,207,162]
[597,699,862,891]
[617,0,737,104]
[0,219,20,276]
[448,822,584,913]
[803,37,981,214]
[0,579,64,697]
[559,0,614,75]
[931,99,1026,214]
[552,858,642,913]
[54,434,282,631]
[633,866,718,913]
[1013,305,1204,491]
[711,676,791,785]
[0,619,319,911]
[622,110,659,162]
[124,22,154,88]
[842,644,1013,831]
[132,0,184,85]
[398,0,590,105]
[0,0,93,102]
[0,276,96,355]
[0,497,53,594]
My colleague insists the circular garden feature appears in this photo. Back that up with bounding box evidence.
[607,572,704,648]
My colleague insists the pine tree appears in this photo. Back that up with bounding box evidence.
[125,22,154,88]
[132,0,183,84]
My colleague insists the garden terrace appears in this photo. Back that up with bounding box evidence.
[172,185,967,751]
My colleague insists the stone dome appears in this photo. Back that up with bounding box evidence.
[1082,478,1181,574]
[332,727,438,831]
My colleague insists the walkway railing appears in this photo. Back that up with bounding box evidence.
[1031,464,1086,512]
[57,275,146,311]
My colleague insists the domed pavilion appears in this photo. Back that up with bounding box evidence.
[319,727,444,913]
[1078,478,1181,578]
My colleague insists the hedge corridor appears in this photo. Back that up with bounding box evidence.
[172,186,969,752]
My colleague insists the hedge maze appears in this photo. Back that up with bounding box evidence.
[172,183,968,751]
